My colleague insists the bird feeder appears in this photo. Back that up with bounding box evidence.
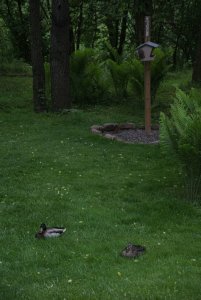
[136,41,159,135]
[136,41,159,62]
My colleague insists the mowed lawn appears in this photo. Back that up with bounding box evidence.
[0,76,201,300]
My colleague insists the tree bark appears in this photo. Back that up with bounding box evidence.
[118,8,128,55]
[5,0,31,62]
[91,3,98,48]
[135,12,145,45]
[105,17,119,49]
[29,0,47,112]
[76,0,83,50]
[134,0,152,45]
[16,0,23,24]
[46,0,51,12]
[69,22,75,54]
[5,0,12,17]
[51,0,71,111]
[192,34,201,83]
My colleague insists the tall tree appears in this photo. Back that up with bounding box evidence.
[192,31,201,83]
[102,0,130,53]
[134,0,152,45]
[76,0,83,50]
[29,0,47,112]
[2,0,31,62]
[117,5,129,55]
[51,0,71,111]
[191,0,201,83]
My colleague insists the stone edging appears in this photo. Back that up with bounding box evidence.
[91,123,159,143]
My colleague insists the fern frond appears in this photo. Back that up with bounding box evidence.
[160,88,201,201]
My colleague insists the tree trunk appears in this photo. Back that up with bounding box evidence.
[5,0,12,16]
[135,12,145,45]
[46,0,51,12]
[5,0,31,62]
[118,8,128,55]
[51,0,71,111]
[192,33,201,83]
[172,35,180,69]
[16,0,23,24]
[76,0,83,50]
[29,0,47,112]
[69,22,75,54]
[106,17,119,49]
[91,4,97,48]
[134,0,152,45]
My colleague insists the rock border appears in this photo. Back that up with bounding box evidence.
[91,123,159,144]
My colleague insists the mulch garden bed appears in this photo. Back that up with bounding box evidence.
[91,123,159,144]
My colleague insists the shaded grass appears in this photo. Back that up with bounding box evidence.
[0,76,32,112]
[0,76,201,299]
[0,60,32,76]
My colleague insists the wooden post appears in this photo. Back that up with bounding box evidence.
[144,61,151,135]
[145,16,150,42]
[144,16,151,135]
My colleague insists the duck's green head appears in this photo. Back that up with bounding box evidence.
[40,223,47,231]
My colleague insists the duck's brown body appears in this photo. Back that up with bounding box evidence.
[121,243,146,258]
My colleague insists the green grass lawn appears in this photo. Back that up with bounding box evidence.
[1,75,201,300]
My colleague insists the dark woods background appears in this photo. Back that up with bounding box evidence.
[1,1,200,67]
[0,0,201,111]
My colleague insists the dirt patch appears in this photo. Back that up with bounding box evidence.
[91,123,159,144]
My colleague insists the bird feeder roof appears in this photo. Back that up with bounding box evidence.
[136,41,159,50]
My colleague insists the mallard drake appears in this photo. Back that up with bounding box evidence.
[121,243,146,258]
[35,223,66,239]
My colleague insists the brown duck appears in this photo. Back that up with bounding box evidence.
[121,243,146,258]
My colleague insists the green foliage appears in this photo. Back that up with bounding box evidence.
[99,47,171,107]
[129,59,144,104]
[70,48,107,106]
[151,48,172,102]
[107,59,131,100]
[44,47,172,108]
[0,1,30,62]
[0,18,14,65]
[0,76,32,112]
[0,59,31,75]
[119,49,170,105]
[103,41,122,63]
[160,89,201,202]
[0,0,200,70]
[128,48,171,107]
